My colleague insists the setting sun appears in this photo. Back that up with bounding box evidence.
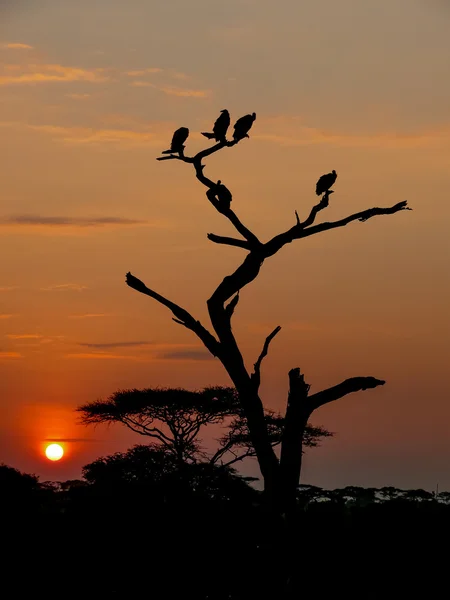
[45,443,64,462]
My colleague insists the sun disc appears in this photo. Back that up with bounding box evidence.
[45,443,64,461]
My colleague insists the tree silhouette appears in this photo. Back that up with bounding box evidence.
[78,386,331,468]
[125,110,410,519]
[82,443,260,505]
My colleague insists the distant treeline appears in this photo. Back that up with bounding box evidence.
[1,457,448,599]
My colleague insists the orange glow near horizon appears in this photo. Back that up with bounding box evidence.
[1,0,450,490]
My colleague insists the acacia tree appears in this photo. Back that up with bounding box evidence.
[78,386,330,468]
[125,110,409,517]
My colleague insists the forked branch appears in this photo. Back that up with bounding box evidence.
[265,201,410,258]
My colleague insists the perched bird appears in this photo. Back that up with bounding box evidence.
[233,112,256,141]
[201,110,230,143]
[161,127,189,154]
[215,180,232,208]
[315,170,337,196]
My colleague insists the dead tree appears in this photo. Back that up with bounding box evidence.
[125,112,410,518]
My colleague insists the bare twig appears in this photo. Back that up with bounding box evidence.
[251,326,282,391]
[207,233,251,250]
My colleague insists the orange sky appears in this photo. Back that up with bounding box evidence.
[1,0,449,488]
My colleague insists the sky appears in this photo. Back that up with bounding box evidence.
[0,0,449,489]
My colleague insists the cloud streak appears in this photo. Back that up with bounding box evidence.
[29,123,163,146]
[0,351,21,359]
[6,334,42,340]
[158,349,214,361]
[69,313,110,319]
[3,43,33,50]
[66,352,146,361]
[0,215,148,228]
[254,116,450,149]
[41,283,88,292]
[126,68,162,76]
[0,63,109,86]
[78,341,153,349]
[130,81,210,98]
[0,120,176,147]
[44,437,100,443]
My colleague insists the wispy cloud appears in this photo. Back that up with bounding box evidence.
[158,349,214,361]
[131,81,210,98]
[69,313,110,319]
[0,286,17,292]
[44,437,100,443]
[0,215,148,228]
[126,68,162,76]
[0,121,173,147]
[0,63,109,86]
[0,351,22,359]
[6,334,64,346]
[66,352,146,361]
[254,116,450,149]
[3,43,34,50]
[41,283,88,292]
[66,343,212,362]
[168,70,190,81]
[29,123,163,146]
[6,334,42,340]
[0,314,15,319]
[78,341,153,349]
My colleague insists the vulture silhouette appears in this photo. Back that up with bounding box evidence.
[315,170,337,196]
[201,110,230,143]
[233,112,256,141]
[215,180,232,208]
[161,127,189,154]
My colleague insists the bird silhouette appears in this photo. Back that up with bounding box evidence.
[315,170,337,196]
[233,113,256,141]
[161,127,189,154]
[215,180,232,209]
[201,110,230,143]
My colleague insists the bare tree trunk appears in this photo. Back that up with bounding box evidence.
[126,112,410,596]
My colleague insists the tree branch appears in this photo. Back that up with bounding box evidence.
[225,292,240,320]
[251,326,282,391]
[156,154,187,162]
[206,187,262,247]
[222,449,254,467]
[308,376,386,411]
[120,418,173,448]
[125,272,221,357]
[158,137,261,248]
[265,201,410,258]
[207,233,251,250]
[300,191,333,228]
